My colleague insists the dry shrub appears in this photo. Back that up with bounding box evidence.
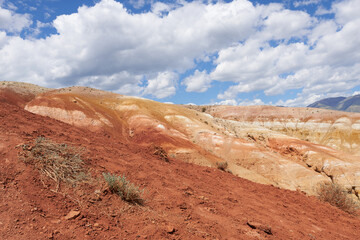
[153,146,169,162]
[317,182,359,214]
[103,173,144,205]
[20,136,88,186]
[216,161,228,171]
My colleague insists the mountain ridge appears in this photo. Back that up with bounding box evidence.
[308,94,360,112]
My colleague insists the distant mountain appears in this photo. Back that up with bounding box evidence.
[308,95,360,112]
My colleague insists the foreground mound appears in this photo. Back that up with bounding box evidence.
[1,89,360,239]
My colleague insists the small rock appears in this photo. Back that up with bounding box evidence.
[247,220,272,235]
[48,233,53,239]
[51,219,61,224]
[178,203,187,210]
[93,223,100,227]
[166,225,176,234]
[64,210,81,220]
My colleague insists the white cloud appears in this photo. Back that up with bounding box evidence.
[215,99,238,106]
[293,0,320,8]
[332,0,360,25]
[129,0,146,9]
[143,71,178,98]
[0,31,8,48]
[315,6,332,16]
[238,98,265,106]
[214,98,265,106]
[0,6,32,33]
[183,70,211,92]
[0,0,261,97]
[261,9,313,41]
[5,2,17,11]
[44,12,51,19]
[78,71,144,96]
[208,0,360,106]
[151,1,178,16]
[308,20,337,45]
[0,0,359,106]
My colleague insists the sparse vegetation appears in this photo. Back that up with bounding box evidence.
[201,107,206,112]
[103,173,144,204]
[216,161,228,171]
[153,145,169,162]
[316,182,359,214]
[19,136,88,187]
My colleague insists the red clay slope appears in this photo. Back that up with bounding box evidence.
[1,92,360,239]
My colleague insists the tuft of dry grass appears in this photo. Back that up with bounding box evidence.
[153,146,169,162]
[20,136,88,186]
[216,161,228,171]
[316,182,359,214]
[103,173,144,205]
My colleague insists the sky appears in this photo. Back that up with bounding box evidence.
[0,0,359,106]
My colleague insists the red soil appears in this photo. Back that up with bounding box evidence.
[1,91,360,239]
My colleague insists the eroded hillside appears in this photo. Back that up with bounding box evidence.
[9,83,357,200]
[0,84,360,239]
[1,82,360,239]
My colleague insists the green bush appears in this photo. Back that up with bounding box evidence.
[103,173,144,204]
[317,182,359,214]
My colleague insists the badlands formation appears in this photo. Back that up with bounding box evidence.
[1,81,360,239]
[18,82,360,198]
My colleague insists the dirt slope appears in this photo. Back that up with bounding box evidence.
[22,86,360,199]
[0,81,50,107]
[1,87,360,239]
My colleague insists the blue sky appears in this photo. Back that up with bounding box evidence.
[0,0,359,106]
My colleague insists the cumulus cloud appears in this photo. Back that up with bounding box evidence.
[183,70,211,92]
[261,8,313,41]
[293,0,320,8]
[0,31,8,47]
[78,71,144,96]
[0,0,262,98]
[209,0,360,106]
[238,98,265,106]
[214,98,264,106]
[315,6,333,16]
[0,6,32,33]
[215,99,238,106]
[129,0,146,9]
[0,0,359,105]
[143,71,178,98]
[151,1,178,16]
[332,0,360,24]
